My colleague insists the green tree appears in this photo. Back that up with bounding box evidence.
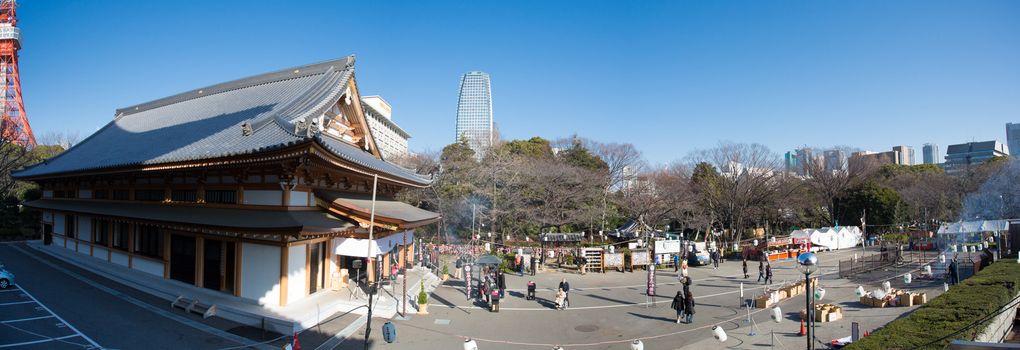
[559,139,608,171]
[836,181,906,236]
[503,137,553,159]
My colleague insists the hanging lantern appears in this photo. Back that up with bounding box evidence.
[882,281,892,292]
[815,287,826,300]
[463,339,478,350]
[924,265,932,275]
[629,340,644,350]
[944,282,949,292]
[855,286,866,297]
[939,254,946,264]
[713,325,728,342]
[753,239,759,246]
[903,273,912,284]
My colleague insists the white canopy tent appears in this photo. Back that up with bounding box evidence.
[333,230,415,258]
[937,220,1008,235]
[790,226,862,250]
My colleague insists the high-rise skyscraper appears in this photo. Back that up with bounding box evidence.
[823,149,846,172]
[922,143,940,164]
[455,71,493,154]
[892,145,915,165]
[1006,123,1020,157]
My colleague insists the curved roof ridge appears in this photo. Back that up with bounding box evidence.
[115,55,355,118]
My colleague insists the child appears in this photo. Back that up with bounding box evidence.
[555,288,567,310]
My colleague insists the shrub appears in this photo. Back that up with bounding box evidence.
[847,261,1020,349]
[417,281,428,304]
[442,264,449,275]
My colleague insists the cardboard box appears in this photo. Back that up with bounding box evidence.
[755,296,771,309]
[827,311,843,322]
[816,309,828,322]
[898,294,914,307]
[913,293,927,305]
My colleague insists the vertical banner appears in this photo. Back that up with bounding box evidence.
[465,264,473,300]
[647,263,656,296]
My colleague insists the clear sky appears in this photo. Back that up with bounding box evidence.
[17,0,1020,165]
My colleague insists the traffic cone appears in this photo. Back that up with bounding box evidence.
[293,332,301,350]
[798,320,806,336]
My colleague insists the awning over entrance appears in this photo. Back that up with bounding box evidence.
[24,199,355,236]
[314,190,440,230]
[334,231,414,257]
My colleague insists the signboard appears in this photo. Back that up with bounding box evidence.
[631,250,650,266]
[604,253,624,269]
[655,240,682,253]
[647,263,656,296]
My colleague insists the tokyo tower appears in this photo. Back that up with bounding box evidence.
[0,0,33,146]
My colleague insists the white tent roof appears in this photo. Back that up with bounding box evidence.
[937,220,1008,235]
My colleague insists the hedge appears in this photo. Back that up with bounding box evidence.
[847,260,1020,350]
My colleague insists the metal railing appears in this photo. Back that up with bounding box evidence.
[838,249,940,278]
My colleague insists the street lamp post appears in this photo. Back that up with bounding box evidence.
[797,252,819,350]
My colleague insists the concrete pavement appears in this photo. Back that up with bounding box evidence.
[342,246,946,349]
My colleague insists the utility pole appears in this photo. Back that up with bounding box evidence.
[364,174,379,347]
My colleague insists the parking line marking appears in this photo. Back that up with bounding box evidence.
[0,315,55,324]
[15,284,101,349]
[0,301,33,306]
[0,289,18,293]
[0,334,80,348]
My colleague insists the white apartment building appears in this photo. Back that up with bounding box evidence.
[361,96,411,160]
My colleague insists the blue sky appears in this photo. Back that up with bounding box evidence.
[18,0,1020,165]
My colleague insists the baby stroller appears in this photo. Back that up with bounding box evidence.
[527,282,537,300]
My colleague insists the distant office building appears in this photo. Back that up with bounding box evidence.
[892,145,915,165]
[361,96,410,160]
[784,151,799,175]
[454,71,494,154]
[848,150,900,172]
[823,149,846,172]
[944,141,1008,174]
[922,143,940,165]
[1007,123,1020,157]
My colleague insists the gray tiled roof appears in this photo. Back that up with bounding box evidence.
[314,189,440,225]
[13,56,430,186]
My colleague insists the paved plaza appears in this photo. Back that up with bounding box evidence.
[343,247,947,349]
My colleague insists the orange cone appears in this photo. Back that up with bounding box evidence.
[293,332,301,350]
[799,320,806,336]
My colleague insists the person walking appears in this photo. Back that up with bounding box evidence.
[764,262,773,284]
[558,278,571,310]
[742,258,749,279]
[671,291,686,323]
[757,260,765,282]
[683,290,695,324]
[498,270,506,298]
[711,250,719,269]
[454,257,463,279]
[674,254,680,272]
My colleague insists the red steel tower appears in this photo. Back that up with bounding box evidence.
[0,0,33,146]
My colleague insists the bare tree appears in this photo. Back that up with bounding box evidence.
[37,130,81,149]
[803,146,878,225]
[687,142,783,244]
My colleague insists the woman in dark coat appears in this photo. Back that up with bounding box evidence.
[683,290,695,324]
[742,258,749,279]
[670,291,686,323]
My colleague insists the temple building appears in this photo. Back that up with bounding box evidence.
[13,55,439,307]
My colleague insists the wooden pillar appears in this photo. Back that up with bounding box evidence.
[234,241,243,297]
[107,221,114,262]
[282,189,291,207]
[220,242,227,292]
[127,223,135,268]
[89,218,94,257]
[367,257,375,283]
[280,242,289,307]
[195,237,205,288]
[163,230,171,279]
[305,244,311,293]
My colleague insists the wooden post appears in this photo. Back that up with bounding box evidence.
[234,241,243,297]
[163,230,171,279]
[280,242,289,307]
[195,237,204,288]
[402,230,407,316]
[127,223,135,268]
